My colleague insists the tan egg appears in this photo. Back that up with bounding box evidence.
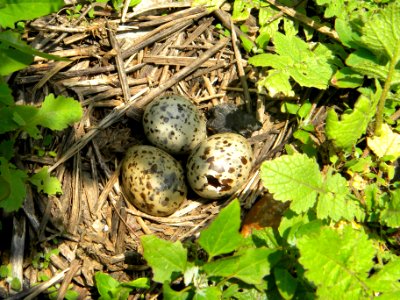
[122,145,187,216]
[186,133,253,199]
[142,95,207,155]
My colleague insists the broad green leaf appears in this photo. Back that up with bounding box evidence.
[28,167,62,195]
[260,154,322,213]
[193,287,221,300]
[203,247,281,285]
[35,94,83,131]
[162,283,191,300]
[298,225,376,299]
[0,31,66,64]
[0,80,13,105]
[0,46,32,76]
[335,18,362,49]
[325,94,375,150]
[249,53,293,69]
[346,49,400,86]
[232,0,250,21]
[258,70,294,97]
[94,272,119,300]
[361,2,400,63]
[316,0,345,18]
[248,227,281,249]
[0,0,64,28]
[316,171,358,221]
[279,211,323,246]
[249,32,337,96]
[121,277,150,289]
[331,67,364,88]
[0,140,14,160]
[198,199,243,259]
[141,235,187,283]
[380,189,400,228]
[0,94,81,138]
[0,158,27,212]
[367,123,400,161]
[0,174,11,203]
[274,268,297,300]
[367,257,400,294]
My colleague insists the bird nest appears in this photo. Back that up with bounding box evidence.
[3,2,299,298]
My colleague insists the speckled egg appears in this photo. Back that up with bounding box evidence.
[186,133,253,199]
[142,95,207,155]
[121,145,187,216]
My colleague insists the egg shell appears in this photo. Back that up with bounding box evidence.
[122,145,187,216]
[186,133,253,199]
[142,95,207,155]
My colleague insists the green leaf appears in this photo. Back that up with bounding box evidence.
[0,106,34,135]
[248,227,281,249]
[380,189,400,228]
[298,225,376,299]
[0,31,66,66]
[279,211,323,246]
[232,0,260,21]
[260,154,322,213]
[316,0,345,18]
[0,175,11,202]
[162,283,191,300]
[0,158,27,212]
[0,140,14,161]
[335,18,362,48]
[274,268,297,300]
[249,32,337,96]
[316,171,355,221]
[193,287,221,300]
[28,167,62,195]
[203,247,281,285]
[94,272,120,300]
[198,199,243,259]
[258,70,294,97]
[367,257,400,295]
[361,2,400,63]
[367,123,400,161]
[10,277,21,291]
[346,49,400,85]
[2,94,82,139]
[325,94,376,150]
[0,265,11,278]
[331,67,364,88]
[0,0,64,28]
[0,80,13,105]
[0,44,32,75]
[141,235,187,283]
[35,94,82,131]
[121,277,150,289]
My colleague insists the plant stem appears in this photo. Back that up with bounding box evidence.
[374,48,400,136]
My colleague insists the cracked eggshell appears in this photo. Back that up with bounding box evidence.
[122,145,187,216]
[142,95,207,155]
[186,133,253,199]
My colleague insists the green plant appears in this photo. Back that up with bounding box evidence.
[141,197,400,299]
[0,264,22,291]
[32,248,60,270]
[94,272,150,300]
[0,1,83,212]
